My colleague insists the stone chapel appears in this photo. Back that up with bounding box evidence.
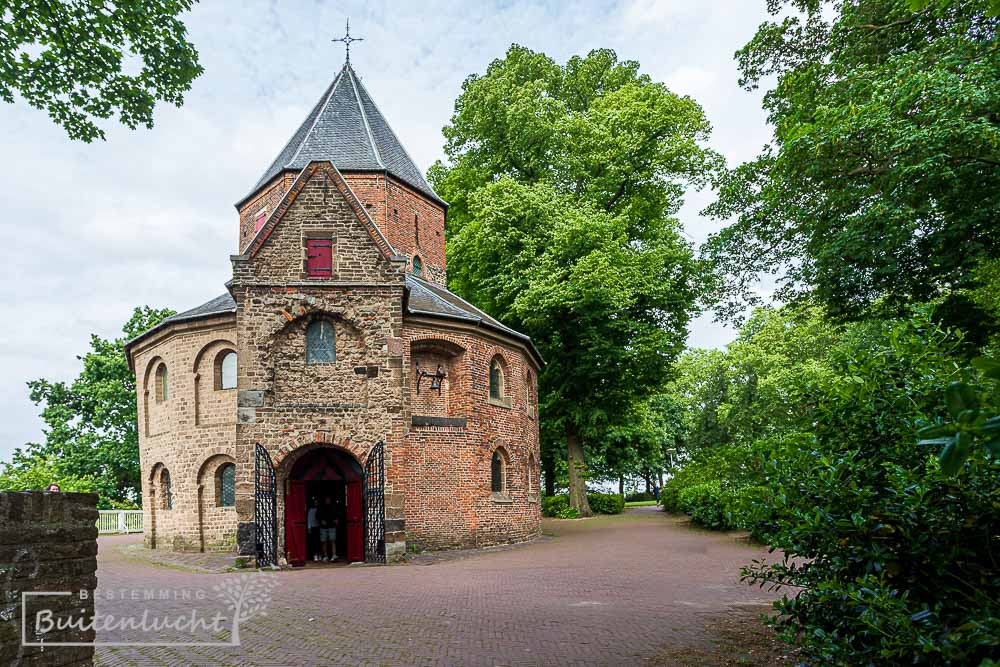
[125,57,542,565]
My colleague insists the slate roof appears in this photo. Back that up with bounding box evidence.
[238,63,445,208]
[124,292,236,359]
[405,275,543,364]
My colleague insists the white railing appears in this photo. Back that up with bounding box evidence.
[97,510,144,534]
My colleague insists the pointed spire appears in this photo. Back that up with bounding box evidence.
[237,58,445,208]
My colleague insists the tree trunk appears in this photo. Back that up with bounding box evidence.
[658,469,664,487]
[644,468,651,493]
[566,424,592,516]
[543,449,556,497]
[618,474,624,497]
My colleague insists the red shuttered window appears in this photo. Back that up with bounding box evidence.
[306,239,333,278]
[253,210,267,233]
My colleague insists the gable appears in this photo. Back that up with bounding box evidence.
[244,162,400,283]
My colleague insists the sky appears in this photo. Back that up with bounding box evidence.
[0,0,775,463]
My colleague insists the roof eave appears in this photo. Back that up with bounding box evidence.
[405,306,545,367]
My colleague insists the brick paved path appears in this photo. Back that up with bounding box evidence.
[92,508,779,666]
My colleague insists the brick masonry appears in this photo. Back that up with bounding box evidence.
[0,491,98,667]
[130,160,539,563]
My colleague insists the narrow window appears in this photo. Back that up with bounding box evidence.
[217,463,236,507]
[306,238,333,278]
[412,255,423,277]
[253,210,267,233]
[162,469,173,510]
[306,320,336,364]
[528,454,537,494]
[216,351,237,390]
[491,451,506,494]
[489,358,505,401]
[155,364,168,402]
[414,213,420,246]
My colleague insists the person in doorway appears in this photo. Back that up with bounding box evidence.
[317,495,339,562]
[306,497,320,561]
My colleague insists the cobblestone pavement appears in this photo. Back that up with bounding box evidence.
[89,507,780,666]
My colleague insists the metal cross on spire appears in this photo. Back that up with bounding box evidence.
[332,19,363,64]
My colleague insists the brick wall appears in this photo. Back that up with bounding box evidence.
[237,173,296,252]
[131,317,238,552]
[401,323,541,550]
[343,173,447,285]
[0,491,98,667]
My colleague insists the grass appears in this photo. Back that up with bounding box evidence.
[625,500,659,507]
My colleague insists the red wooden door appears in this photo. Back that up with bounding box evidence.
[346,481,363,562]
[305,239,333,277]
[285,481,307,566]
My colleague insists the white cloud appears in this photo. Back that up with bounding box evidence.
[0,0,775,461]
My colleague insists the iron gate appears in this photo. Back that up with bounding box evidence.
[363,441,386,563]
[254,443,278,567]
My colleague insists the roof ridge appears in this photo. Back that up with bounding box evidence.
[350,70,436,195]
[346,65,385,170]
[286,65,347,169]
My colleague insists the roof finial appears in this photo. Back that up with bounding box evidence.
[332,18,363,64]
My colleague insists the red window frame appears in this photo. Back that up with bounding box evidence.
[306,239,333,278]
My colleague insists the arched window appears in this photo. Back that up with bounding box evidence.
[161,469,173,510]
[412,255,423,277]
[155,363,168,402]
[491,450,507,495]
[216,463,236,507]
[215,351,237,390]
[489,357,506,401]
[306,320,336,364]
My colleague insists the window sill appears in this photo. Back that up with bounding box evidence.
[488,397,512,409]
[528,494,539,504]
[491,493,513,504]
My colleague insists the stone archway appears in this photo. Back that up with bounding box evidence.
[277,443,365,566]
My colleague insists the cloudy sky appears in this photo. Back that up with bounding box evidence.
[0,0,774,462]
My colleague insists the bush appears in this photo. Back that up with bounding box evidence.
[625,491,655,502]
[542,492,624,517]
[742,311,1000,665]
[541,494,569,517]
[678,481,728,529]
[586,492,625,515]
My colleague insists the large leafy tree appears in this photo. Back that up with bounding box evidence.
[0,306,174,507]
[704,0,1000,326]
[1,0,203,141]
[430,46,721,514]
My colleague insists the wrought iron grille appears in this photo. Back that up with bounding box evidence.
[254,443,277,567]
[363,441,386,563]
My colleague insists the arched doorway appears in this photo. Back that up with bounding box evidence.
[284,447,364,566]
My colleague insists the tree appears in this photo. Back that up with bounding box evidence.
[0,306,174,506]
[1,0,203,142]
[431,46,721,514]
[704,0,1000,327]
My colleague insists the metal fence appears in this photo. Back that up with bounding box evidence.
[97,509,143,534]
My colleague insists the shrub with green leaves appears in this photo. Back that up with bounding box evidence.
[742,313,1000,665]
[542,492,624,517]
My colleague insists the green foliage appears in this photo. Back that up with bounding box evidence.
[1,1,204,142]
[542,492,624,517]
[704,0,1000,329]
[624,491,655,502]
[542,494,569,517]
[431,45,721,512]
[585,492,625,515]
[678,482,726,529]
[0,306,174,507]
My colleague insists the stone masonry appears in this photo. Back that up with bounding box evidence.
[0,491,98,667]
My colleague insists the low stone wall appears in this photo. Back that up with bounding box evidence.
[0,491,98,667]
